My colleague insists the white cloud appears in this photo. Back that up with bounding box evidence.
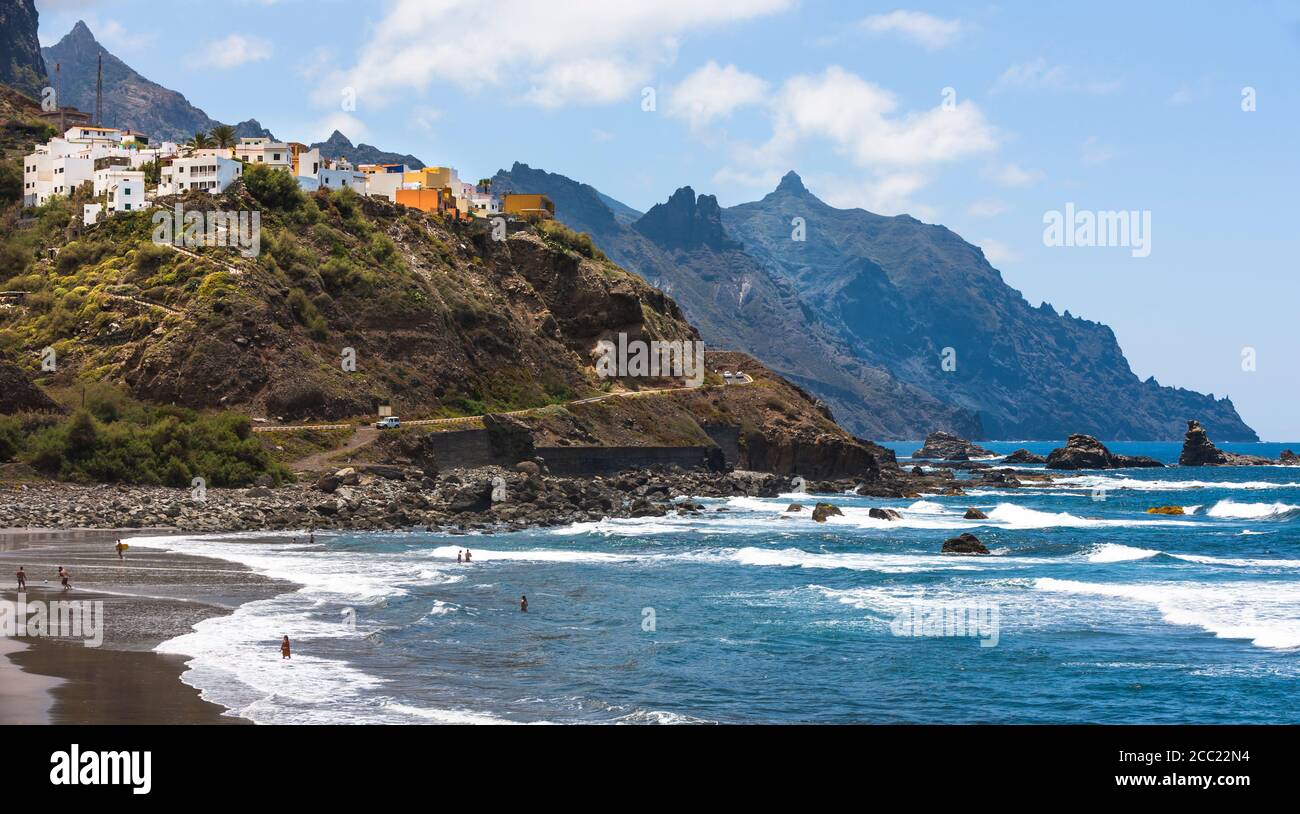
[967,198,1008,217]
[411,106,442,134]
[667,61,769,130]
[320,0,791,110]
[1081,136,1113,165]
[812,172,937,218]
[861,10,962,50]
[984,161,1043,187]
[711,67,998,216]
[96,19,156,52]
[313,112,369,143]
[591,128,614,144]
[186,34,273,70]
[992,58,1122,95]
[765,66,999,168]
[979,238,1019,265]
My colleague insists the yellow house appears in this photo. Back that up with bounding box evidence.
[403,166,459,189]
[503,193,555,220]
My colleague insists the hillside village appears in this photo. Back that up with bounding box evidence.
[21,118,555,225]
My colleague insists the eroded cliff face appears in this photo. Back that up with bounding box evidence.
[2,181,880,479]
[0,0,47,98]
[492,164,1257,443]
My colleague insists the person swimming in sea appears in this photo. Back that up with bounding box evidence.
[281,635,291,660]
[457,550,463,564]
[464,549,472,563]
[520,595,528,613]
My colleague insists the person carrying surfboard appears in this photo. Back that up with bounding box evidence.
[115,539,127,560]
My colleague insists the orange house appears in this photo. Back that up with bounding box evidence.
[503,193,554,219]
[396,187,449,213]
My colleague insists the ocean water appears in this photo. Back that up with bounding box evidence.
[124,441,1300,724]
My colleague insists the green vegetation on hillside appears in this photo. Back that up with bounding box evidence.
[0,384,290,486]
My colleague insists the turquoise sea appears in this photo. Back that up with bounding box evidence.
[126,441,1300,723]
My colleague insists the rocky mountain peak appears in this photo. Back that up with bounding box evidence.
[774,170,808,195]
[634,186,739,251]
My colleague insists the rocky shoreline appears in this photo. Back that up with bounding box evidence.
[0,458,1056,534]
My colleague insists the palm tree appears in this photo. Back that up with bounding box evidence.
[183,131,214,155]
[210,124,237,149]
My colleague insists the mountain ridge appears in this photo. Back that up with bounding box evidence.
[491,164,1256,442]
[40,21,271,142]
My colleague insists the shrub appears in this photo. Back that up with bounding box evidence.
[243,163,305,211]
[18,396,289,486]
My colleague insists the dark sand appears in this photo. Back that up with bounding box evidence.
[1,528,290,724]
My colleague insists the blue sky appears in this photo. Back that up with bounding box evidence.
[36,0,1300,439]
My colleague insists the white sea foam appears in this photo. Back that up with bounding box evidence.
[1034,578,1300,649]
[1086,543,1161,563]
[718,496,1195,532]
[717,546,1051,573]
[1205,500,1300,520]
[1052,475,1300,491]
[1082,543,1300,569]
[120,533,455,724]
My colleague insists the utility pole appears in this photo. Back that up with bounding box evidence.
[96,54,103,127]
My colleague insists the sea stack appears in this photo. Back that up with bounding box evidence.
[1046,435,1164,470]
[1178,419,1273,466]
[912,431,994,460]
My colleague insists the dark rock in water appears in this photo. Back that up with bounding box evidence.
[1280,450,1299,466]
[963,508,988,520]
[812,503,844,522]
[867,507,901,521]
[1046,434,1164,470]
[785,503,803,512]
[911,465,924,476]
[942,486,965,496]
[942,532,989,555]
[630,498,667,518]
[1178,419,1273,466]
[912,431,993,460]
[1003,448,1046,464]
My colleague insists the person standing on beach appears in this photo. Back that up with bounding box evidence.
[115,539,126,560]
[520,595,528,613]
[281,636,291,660]
[58,566,70,591]
[16,567,26,591]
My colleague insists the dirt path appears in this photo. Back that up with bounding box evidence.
[269,374,758,473]
[256,376,755,436]
[288,426,379,473]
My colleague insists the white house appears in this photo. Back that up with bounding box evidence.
[93,168,146,213]
[64,125,123,145]
[294,147,321,179]
[297,165,367,194]
[234,137,291,169]
[159,155,244,196]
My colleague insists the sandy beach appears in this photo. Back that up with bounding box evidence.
[0,528,289,724]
